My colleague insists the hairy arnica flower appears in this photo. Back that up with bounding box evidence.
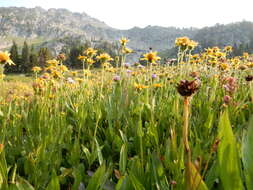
[96,53,113,63]
[32,66,42,73]
[84,48,97,57]
[122,47,133,54]
[78,55,86,61]
[177,79,200,97]
[119,37,129,46]
[0,51,15,65]
[175,37,198,50]
[141,51,161,64]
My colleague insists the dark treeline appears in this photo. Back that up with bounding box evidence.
[6,41,53,73]
[8,36,253,74]
[6,39,119,73]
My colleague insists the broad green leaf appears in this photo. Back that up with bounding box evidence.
[217,109,243,190]
[129,172,145,190]
[116,176,132,190]
[72,164,85,190]
[15,176,35,190]
[205,161,219,189]
[119,144,127,175]
[86,165,106,190]
[46,170,60,190]
[189,162,208,190]
[242,116,253,190]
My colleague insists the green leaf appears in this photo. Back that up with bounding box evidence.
[72,164,85,190]
[15,176,35,190]
[119,144,127,175]
[0,145,8,188]
[116,176,132,190]
[205,161,219,189]
[217,109,243,190]
[129,172,145,190]
[86,165,106,190]
[242,116,253,190]
[0,110,3,117]
[46,170,60,190]
[95,138,104,165]
[189,162,208,190]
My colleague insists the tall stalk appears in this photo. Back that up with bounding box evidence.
[177,79,200,189]
[183,96,192,190]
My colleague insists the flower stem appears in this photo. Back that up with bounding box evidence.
[183,96,192,190]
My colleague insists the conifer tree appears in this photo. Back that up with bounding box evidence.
[38,47,52,68]
[21,41,30,72]
[6,41,19,73]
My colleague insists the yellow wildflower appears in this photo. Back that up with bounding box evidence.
[84,48,97,57]
[224,46,233,52]
[47,59,59,66]
[0,51,15,65]
[153,83,162,88]
[119,37,129,46]
[243,52,249,59]
[141,51,161,64]
[134,83,149,90]
[78,55,86,60]
[59,65,68,72]
[175,37,198,50]
[86,58,95,65]
[122,47,133,54]
[71,71,78,77]
[96,53,113,63]
[219,63,229,70]
[32,66,42,73]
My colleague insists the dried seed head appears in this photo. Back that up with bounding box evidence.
[245,75,253,82]
[223,95,231,104]
[176,79,200,97]
[223,77,237,93]
[212,139,221,153]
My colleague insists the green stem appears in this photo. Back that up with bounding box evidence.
[183,97,192,190]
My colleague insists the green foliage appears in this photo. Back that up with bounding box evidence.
[217,109,243,190]
[242,117,253,190]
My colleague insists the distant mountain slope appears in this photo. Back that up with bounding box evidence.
[1,7,253,53]
[0,7,197,51]
[193,21,253,48]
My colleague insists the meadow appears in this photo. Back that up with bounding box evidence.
[0,37,253,190]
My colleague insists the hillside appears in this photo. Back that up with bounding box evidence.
[0,6,196,51]
[1,7,253,54]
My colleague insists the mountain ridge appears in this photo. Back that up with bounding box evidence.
[1,6,253,53]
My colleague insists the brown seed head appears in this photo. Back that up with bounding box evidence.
[176,79,200,97]
[245,75,253,82]
[212,139,220,153]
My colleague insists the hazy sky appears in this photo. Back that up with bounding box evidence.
[1,0,253,29]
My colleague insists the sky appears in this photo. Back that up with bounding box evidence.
[1,0,253,29]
